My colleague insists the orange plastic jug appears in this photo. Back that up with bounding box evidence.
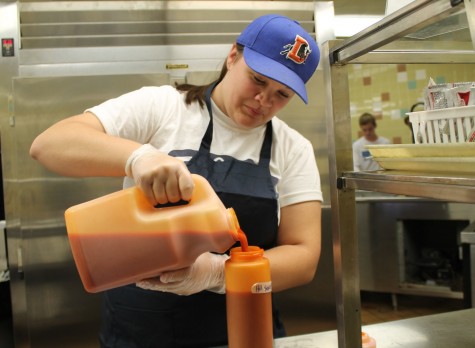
[225,246,273,348]
[65,174,240,293]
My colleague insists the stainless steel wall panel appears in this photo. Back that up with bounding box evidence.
[11,72,170,347]
[19,1,315,49]
[0,1,25,347]
[18,45,231,65]
[0,1,17,275]
[20,33,242,49]
[18,45,231,79]
[20,21,248,37]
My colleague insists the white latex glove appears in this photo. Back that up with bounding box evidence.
[125,144,194,206]
[136,252,229,296]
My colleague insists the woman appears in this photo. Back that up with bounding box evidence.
[30,14,323,348]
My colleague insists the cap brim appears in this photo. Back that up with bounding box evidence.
[243,47,308,104]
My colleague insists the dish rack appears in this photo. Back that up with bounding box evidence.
[408,105,475,144]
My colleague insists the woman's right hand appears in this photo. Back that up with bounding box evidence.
[126,144,194,206]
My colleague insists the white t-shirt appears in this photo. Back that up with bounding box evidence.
[352,136,391,171]
[87,85,322,209]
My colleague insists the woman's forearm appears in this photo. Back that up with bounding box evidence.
[265,243,319,292]
[265,201,322,292]
[30,112,140,177]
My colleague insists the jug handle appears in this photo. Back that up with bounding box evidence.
[136,174,211,210]
[154,200,189,208]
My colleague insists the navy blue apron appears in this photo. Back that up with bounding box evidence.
[99,83,284,348]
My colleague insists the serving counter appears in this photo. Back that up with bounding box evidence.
[274,309,475,347]
[215,309,475,347]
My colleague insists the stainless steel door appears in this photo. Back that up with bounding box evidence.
[10,73,169,348]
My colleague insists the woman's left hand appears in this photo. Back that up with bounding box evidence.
[136,252,229,295]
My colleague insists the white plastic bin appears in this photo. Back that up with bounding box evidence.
[408,105,475,144]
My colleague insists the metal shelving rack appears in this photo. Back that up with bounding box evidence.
[321,0,475,346]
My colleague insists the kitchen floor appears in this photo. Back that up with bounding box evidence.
[279,291,466,337]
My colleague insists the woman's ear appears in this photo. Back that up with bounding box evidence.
[226,43,239,70]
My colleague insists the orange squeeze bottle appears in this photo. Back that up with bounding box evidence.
[225,245,273,348]
[65,174,240,293]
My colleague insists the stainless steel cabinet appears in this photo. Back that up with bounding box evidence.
[321,0,475,347]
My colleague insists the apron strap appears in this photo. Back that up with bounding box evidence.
[200,82,217,152]
[259,121,273,167]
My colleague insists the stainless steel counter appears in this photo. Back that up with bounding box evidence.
[272,309,475,347]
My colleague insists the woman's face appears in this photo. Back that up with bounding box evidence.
[213,45,295,129]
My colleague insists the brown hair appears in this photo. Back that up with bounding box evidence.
[359,113,377,127]
[175,44,244,108]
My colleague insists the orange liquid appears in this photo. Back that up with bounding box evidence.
[69,230,234,292]
[226,290,273,348]
[237,228,248,252]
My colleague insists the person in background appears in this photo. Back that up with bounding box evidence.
[353,112,391,171]
[30,14,322,348]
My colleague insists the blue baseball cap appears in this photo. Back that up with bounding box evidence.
[236,14,320,104]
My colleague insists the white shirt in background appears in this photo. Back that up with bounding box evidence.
[352,136,390,171]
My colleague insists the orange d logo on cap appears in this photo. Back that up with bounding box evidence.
[281,35,311,64]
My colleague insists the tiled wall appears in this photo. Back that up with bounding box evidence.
[348,64,475,144]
